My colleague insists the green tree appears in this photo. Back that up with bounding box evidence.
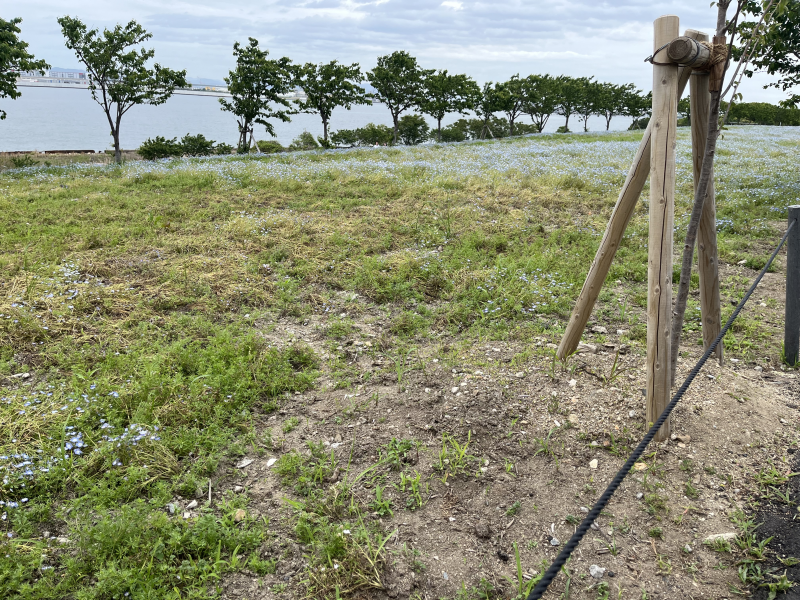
[419,70,478,141]
[554,75,586,132]
[677,96,691,123]
[367,51,433,144]
[473,82,503,139]
[623,88,652,129]
[58,16,187,163]
[494,74,527,135]
[737,0,800,106]
[521,74,558,133]
[294,60,371,144]
[397,114,429,145]
[575,78,600,132]
[218,38,295,152]
[597,82,635,130]
[1,18,49,121]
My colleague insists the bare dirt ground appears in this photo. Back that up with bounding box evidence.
[200,268,800,600]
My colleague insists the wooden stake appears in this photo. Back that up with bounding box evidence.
[557,29,705,361]
[647,15,679,442]
[690,50,723,365]
[667,36,712,67]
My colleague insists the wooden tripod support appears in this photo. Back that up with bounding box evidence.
[556,16,723,442]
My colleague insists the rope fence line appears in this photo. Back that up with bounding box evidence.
[526,216,798,600]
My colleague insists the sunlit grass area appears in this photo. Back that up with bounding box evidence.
[1,126,798,598]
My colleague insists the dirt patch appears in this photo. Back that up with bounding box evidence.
[210,297,800,599]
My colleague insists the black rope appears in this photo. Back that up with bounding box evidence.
[527,217,797,600]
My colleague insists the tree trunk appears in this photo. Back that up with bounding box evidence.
[113,115,122,164]
[392,113,399,145]
[438,117,442,142]
[564,114,570,130]
[606,114,612,130]
[323,118,329,142]
[509,115,515,136]
[669,8,733,385]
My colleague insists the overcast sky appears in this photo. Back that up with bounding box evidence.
[12,0,786,103]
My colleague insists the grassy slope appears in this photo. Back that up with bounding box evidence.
[0,127,798,599]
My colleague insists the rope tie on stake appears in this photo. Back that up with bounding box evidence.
[692,41,729,71]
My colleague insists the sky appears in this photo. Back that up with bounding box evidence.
[11,0,788,104]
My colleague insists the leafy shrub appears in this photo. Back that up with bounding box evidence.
[330,123,394,148]
[10,154,38,168]
[138,136,184,160]
[179,133,215,156]
[398,114,429,145]
[556,125,571,133]
[628,117,649,130]
[256,140,285,153]
[357,123,394,146]
[330,129,359,147]
[215,142,234,155]
[288,131,320,151]
[438,123,467,143]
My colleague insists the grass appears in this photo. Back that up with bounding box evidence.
[1,126,798,598]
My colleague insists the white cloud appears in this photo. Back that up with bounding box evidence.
[10,0,788,103]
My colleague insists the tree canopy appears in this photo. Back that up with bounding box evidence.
[737,0,800,107]
[493,74,527,135]
[367,51,433,144]
[218,38,295,152]
[58,16,187,163]
[419,70,478,141]
[294,60,371,144]
[521,74,559,133]
[1,17,50,121]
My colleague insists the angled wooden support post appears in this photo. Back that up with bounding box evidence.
[647,15,679,442]
[556,28,706,361]
[690,37,723,365]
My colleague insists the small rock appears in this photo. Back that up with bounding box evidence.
[234,509,247,522]
[515,371,525,378]
[737,259,747,265]
[589,459,598,469]
[266,457,277,467]
[684,544,693,553]
[546,343,559,350]
[550,537,560,546]
[633,462,647,471]
[42,531,50,539]
[577,342,597,354]
[580,506,589,513]
[567,414,579,425]
[235,458,254,469]
[474,521,492,539]
[755,366,763,372]
[186,500,198,510]
[616,329,628,336]
[591,326,608,334]
[183,512,191,519]
[781,419,788,425]
[628,410,637,418]
[55,537,69,544]
[442,571,449,580]
[568,379,577,388]
[166,503,176,514]
[334,433,342,443]
[451,387,459,394]
[704,532,737,543]
[636,492,644,499]
[589,565,605,579]
[675,434,691,444]
[233,486,244,493]
[497,550,509,561]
